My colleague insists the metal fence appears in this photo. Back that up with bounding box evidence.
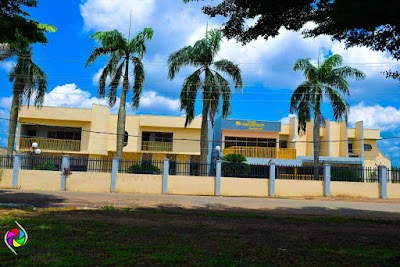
[330,167,378,183]
[21,156,63,171]
[172,161,215,176]
[69,157,113,173]
[219,162,269,179]
[276,166,324,180]
[0,155,14,169]
[119,160,164,175]
[387,169,400,183]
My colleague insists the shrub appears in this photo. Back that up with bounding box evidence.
[331,168,362,182]
[127,162,161,174]
[222,154,246,163]
[33,161,58,171]
[222,162,251,177]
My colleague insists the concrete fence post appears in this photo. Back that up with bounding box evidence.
[378,166,387,199]
[323,164,331,197]
[60,155,70,191]
[162,158,169,194]
[12,155,22,189]
[269,163,276,197]
[110,158,119,193]
[215,159,221,196]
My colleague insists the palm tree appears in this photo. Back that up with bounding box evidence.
[6,47,47,155]
[86,28,154,159]
[168,29,243,164]
[290,54,365,178]
[4,24,56,155]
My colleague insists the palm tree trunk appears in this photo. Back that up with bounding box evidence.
[116,59,129,159]
[200,95,209,167]
[7,84,22,155]
[313,112,321,180]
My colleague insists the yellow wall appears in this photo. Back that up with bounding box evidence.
[19,170,60,191]
[320,121,329,156]
[364,129,380,139]
[388,184,400,199]
[331,182,379,198]
[19,106,92,122]
[275,180,323,197]
[67,172,110,193]
[0,169,13,189]
[116,173,162,194]
[364,140,391,168]
[306,121,313,156]
[329,122,341,157]
[354,121,364,158]
[339,121,348,157]
[168,175,214,195]
[88,105,110,155]
[221,178,268,197]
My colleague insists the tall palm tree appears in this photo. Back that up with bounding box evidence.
[290,54,365,178]
[4,24,56,155]
[168,29,243,164]
[86,28,154,159]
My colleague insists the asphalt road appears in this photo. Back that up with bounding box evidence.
[1,189,399,218]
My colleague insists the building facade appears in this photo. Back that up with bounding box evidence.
[16,104,390,169]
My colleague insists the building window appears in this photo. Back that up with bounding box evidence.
[27,130,36,137]
[364,144,372,151]
[224,136,276,148]
[48,130,81,140]
[142,132,173,142]
[348,144,353,153]
[279,140,288,148]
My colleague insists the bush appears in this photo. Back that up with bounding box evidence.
[331,168,362,182]
[33,161,58,171]
[222,154,246,163]
[127,162,161,174]
[222,162,251,177]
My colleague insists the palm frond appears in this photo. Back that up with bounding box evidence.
[86,47,113,67]
[167,46,199,80]
[180,69,202,127]
[332,66,366,80]
[108,62,124,107]
[90,30,127,51]
[129,28,154,58]
[320,54,343,70]
[213,59,243,90]
[206,29,222,59]
[131,57,145,110]
[324,86,350,122]
[37,23,57,33]
[204,69,218,125]
[293,58,318,81]
[215,72,232,119]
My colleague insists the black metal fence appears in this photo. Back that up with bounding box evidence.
[331,167,378,183]
[172,161,215,176]
[21,156,62,171]
[69,157,113,173]
[0,155,14,169]
[119,160,164,175]
[387,169,400,183]
[276,166,324,180]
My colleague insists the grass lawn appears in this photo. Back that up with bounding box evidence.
[0,206,399,266]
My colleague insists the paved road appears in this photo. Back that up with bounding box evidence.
[1,189,399,218]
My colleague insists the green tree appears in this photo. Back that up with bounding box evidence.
[290,54,365,179]
[168,29,243,163]
[184,0,400,80]
[0,0,49,45]
[86,28,154,159]
[4,24,56,156]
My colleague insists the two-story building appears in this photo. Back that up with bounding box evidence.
[16,104,390,170]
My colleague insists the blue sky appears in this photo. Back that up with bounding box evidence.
[0,0,400,165]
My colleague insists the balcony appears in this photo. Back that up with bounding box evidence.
[223,146,296,159]
[141,141,173,152]
[20,138,81,152]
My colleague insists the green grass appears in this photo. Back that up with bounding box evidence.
[0,207,399,266]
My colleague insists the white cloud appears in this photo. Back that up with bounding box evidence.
[0,60,14,73]
[349,103,400,130]
[80,0,155,33]
[280,114,296,124]
[92,67,112,86]
[138,90,180,113]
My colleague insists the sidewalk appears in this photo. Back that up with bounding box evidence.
[0,189,399,218]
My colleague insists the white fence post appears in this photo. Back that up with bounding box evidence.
[162,158,169,194]
[60,155,70,191]
[323,164,331,197]
[269,163,276,197]
[378,166,387,199]
[12,155,22,189]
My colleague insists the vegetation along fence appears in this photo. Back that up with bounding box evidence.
[119,160,164,175]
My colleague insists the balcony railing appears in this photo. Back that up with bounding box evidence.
[223,146,296,159]
[141,141,173,152]
[20,138,81,152]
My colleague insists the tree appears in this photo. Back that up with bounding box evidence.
[0,0,48,45]
[86,28,154,159]
[290,54,365,179]
[7,46,47,155]
[168,29,243,164]
[5,24,56,156]
[184,0,400,80]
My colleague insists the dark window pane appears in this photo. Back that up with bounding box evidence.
[57,132,66,139]
[66,132,74,140]
[48,131,56,139]
[27,130,36,137]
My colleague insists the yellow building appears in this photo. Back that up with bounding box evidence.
[16,104,390,169]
